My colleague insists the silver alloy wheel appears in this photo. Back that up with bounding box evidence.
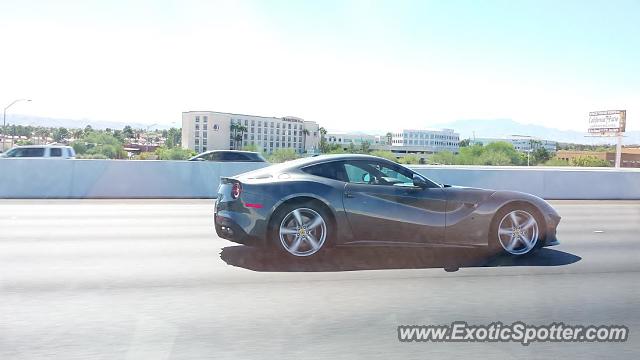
[497,210,539,255]
[279,207,327,256]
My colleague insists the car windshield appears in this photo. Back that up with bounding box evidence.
[1,1,637,359]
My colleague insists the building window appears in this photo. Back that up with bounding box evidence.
[244,120,248,126]
[203,124,207,130]
[213,124,219,130]
[195,139,200,145]
[195,124,200,130]
[203,116,208,122]
[195,116,200,122]
[203,147,207,151]
[195,132,200,138]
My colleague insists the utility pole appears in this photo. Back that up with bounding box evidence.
[2,99,32,152]
[615,132,622,168]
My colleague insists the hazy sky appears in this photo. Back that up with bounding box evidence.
[1,0,638,131]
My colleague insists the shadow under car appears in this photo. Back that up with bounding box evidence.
[219,246,581,272]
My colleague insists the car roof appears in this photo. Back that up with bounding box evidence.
[287,153,391,167]
[197,150,260,155]
[265,154,394,172]
[11,145,71,148]
[234,154,399,180]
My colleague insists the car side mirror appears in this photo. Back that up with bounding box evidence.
[412,174,428,188]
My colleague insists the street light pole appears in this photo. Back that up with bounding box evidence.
[2,99,32,151]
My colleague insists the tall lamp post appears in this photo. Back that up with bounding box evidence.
[2,99,32,151]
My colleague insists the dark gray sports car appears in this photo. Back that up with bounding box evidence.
[214,154,560,257]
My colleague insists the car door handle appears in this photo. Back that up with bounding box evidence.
[344,192,355,198]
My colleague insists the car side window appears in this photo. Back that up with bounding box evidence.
[50,148,62,157]
[344,161,414,186]
[220,152,246,161]
[14,148,45,157]
[302,161,348,182]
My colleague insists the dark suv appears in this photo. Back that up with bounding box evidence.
[189,150,267,162]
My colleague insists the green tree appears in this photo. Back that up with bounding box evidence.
[165,127,181,148]
[399,154,421,164]
[319,127,331,153]
[52,127,70,143]
[155,147,196,160]
[72,131,126,159]
[532,147,551,164]
[359,141,371,154]
[71,129,84,140]
[122,125,134,139]
[242,143,259,152]
[542,157,570,166]
[385,132,393,145]
[430,151,456,165]
[370,150,397,162]
[483,142,522,165]
[268,148,299,163]
[571,156,611,167]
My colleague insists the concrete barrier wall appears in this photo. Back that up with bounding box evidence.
[0,159,267,199]
[1,160,639,199]
[411,165,640,200]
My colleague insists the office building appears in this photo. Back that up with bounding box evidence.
[182,111,320,154]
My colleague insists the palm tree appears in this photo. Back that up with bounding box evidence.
[72,129,84,141]
[230,123,239,149]
[302,129,310,154]
[235,125,248,149]
[319,127,328,153]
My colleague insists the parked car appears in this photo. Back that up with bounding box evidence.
[189,150,267,162]
[0,145,76,159]
[214,154,561,258]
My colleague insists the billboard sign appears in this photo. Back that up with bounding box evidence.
[588,110,626,133]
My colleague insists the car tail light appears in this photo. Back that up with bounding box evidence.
[231,182,242,199]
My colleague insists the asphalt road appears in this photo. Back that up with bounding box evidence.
[0,200,638,359]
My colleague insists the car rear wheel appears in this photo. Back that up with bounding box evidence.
[492,207,541,256]
[274,204,331,257]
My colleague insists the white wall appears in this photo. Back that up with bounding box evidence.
[0,159,266,198]
[0,160,639,199]
[411,165,640,200]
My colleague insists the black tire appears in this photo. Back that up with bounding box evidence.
[269,200,334,257]
[489,204,544,257]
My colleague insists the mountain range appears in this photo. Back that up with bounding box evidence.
[4,114,173,131]
[432,119,640,145]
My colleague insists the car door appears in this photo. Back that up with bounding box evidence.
[341,159,447,244]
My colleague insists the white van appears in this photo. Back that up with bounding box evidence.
[0,145,76,159]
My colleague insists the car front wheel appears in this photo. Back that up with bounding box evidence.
[493,208,541,256]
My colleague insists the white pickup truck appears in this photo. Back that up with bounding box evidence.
[0,145,76,159]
